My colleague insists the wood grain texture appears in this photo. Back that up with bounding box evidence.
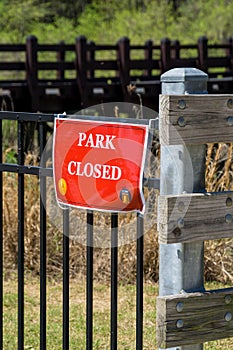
[159,94,233,145]
[158,191,233,244]
[156,288,233,348]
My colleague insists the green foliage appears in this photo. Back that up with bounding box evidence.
[76,0,233,44]
[175,0,233,42]
[0,0,233,44]
[0,0,49,43]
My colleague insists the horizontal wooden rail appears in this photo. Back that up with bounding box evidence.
[157,288,233,348]
[158,191,233,244]
[159,94,233,145]
[0,62,25,70]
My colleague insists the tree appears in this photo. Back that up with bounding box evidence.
[35,0,92,26]
[0,0,49,43]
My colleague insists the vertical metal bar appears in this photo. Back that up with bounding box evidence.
[63,209,69,350]
[159,67,208,350]
[39,122,47,350]
[0,119,3,350]
[136,214,143,350]
[18,120,24,350]
[86,211,93,350]
[110,213,118,350]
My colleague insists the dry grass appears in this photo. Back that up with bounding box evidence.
[2,143,233,285]
[205,143,233,284]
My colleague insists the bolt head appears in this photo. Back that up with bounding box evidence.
[178,100,186,109]
[178,116,186,127]
[227,116,233,126]
[176,302,184,312]
[225,312,232,322]
[225,214,232,224]
[227,99,233,109]
[225,295,232,304]
[226,197,232,207]
[177,218,184,229]
[178,202,185,212]
[176,319,184,328]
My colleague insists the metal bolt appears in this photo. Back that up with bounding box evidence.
[173,228,182,237]
[177,218,184,229]
[176,319,184,328]
[178,202,185,212]
[227,116,233,126]
[178,100,186,109]
[177,116,186,127]
[225,295,232,304]
[226,197,232,207]
[227,99,233,109]
[176,302,184,312]
[225,312,232,322]
[225,214,232,224]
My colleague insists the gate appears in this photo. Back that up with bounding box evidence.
[0,107,159,349]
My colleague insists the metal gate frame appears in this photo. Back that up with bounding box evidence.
[0,110,159,350]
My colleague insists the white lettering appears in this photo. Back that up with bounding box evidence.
[75,161,83,176]
[111,166,122,180]
[84,163,93,177]
[95,134,105,148]
[67,161,76,175]
[102,165,111,179]
[105,135,116,149]
[76,132,116,149]
[77,132,86,146]
[93,163,102,178]
[67,161,122,180]
[85,134,94,148]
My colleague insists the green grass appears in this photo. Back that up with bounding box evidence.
[2,277,233,349]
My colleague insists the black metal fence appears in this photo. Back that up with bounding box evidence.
[0,111,153,350]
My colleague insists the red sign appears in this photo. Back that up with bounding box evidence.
[53,117,149,214]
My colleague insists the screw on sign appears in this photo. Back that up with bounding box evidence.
[53,117,149,214]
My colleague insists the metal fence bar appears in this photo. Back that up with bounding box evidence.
[39,122,47,350]
[63,209,70,350]
[0,119,3,350]
[136,214,144,350]
[111,213,118,350]
[86,211,94,350]
[17,120,24,350]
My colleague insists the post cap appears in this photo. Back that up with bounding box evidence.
[161,67,208,83]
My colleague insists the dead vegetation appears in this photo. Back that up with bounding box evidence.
[2,143,233,285]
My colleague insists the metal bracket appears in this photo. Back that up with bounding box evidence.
[143,177,160,190]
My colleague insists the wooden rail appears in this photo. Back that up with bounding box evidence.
[157,288,233,348]
[159,94,233,144]
[158,191,233,244]
[1,35,233,112]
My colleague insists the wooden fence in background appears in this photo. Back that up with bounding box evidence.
[1,35,233,113]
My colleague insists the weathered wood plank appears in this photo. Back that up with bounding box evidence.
[156,288,233,348]
[158,191,233,244]
[159,94,233,145]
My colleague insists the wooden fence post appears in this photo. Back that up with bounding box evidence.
[160,38,171,73]
[171,40,180,60]
[144,40,153,77]
[198,36,208,72]
[117,37,130,99]
[158,67,208,350]
[26,35,39,112]
[57,41,65,80]
[75,35,88,107]
[87,40,95,80]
